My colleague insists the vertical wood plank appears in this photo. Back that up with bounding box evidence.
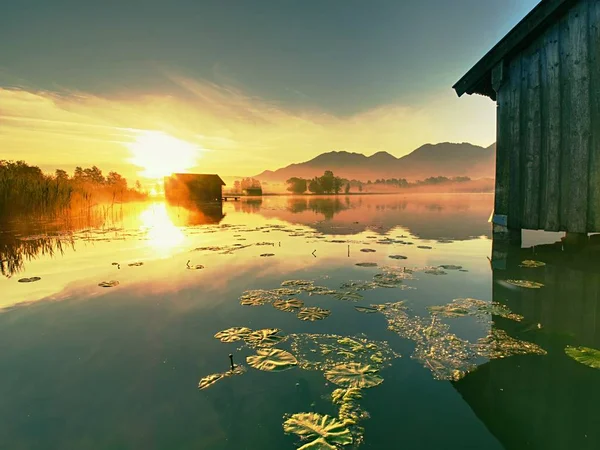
[559,15,572,230]
[508,56,522,230]
[522,45,542,230]
[495,81,511,217]
[566,3,591,233]
[588,0,600,231]
[539,24,562,231]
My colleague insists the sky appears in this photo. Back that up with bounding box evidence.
[0,0,541,181]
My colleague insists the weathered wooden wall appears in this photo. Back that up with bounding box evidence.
[495,0,600,233]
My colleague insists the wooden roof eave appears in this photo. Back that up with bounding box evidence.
[453,0,577,100]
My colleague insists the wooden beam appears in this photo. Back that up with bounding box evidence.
[494,60,511,219]
[539,23,561,231]
[566,3,591,233]
[588,0,600,231]
[508,56,523,230]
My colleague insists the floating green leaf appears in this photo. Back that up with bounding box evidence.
[520,260,546,268]
[18,277,41,283]
[439,265,462,270]
[505,279,544,289]
[424,267,447,275]
[389,255,407,260]
[355,262,377,268]
[565,346,600,369]
[417,245,432,250]
[325,363,383,389]
[273,298,304,312]
[128,262,144,267]
[360,248,376,253]
[260,253,275,257]
[214,327,252,343]
[283,413,353,449]
[98,280,119,288]
[246,348,298,372]
[331,388,362,405]
[297,307,331,321]
[245,328,286,347]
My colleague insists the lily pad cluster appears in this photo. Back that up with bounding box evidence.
[428,298,524,323]
[199,365,246,390]
[505,279,544,289]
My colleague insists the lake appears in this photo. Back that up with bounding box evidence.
[1,194,599,450]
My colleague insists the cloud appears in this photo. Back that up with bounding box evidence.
[0,77,495,179]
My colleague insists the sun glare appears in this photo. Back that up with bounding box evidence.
[128,131,201,179]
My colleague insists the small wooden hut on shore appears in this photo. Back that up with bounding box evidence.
[454,0,600,235]
[164,173,225,203]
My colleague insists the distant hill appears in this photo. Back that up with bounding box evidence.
[255,142,496,182]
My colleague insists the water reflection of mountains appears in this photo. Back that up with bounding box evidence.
[240,194,494,240]
[454,237,600,450]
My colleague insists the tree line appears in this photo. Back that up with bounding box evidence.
[0,160,147,216]
[286,172,473,194]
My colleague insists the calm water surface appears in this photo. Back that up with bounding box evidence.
[1,194,598,450]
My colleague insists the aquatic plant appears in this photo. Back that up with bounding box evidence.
[520,260,546,268]
[283,413,353,450]
[505,279,544,289]
[17,276,41,283]
[439,265,462,270]
[388,255,407,260]
[297,307,331,321]
[214,327,252,343]
[354,306,379,314]
[247,348,298,372]
[332,292,363,302]
[428,298,524,323]
[325,363,383,389]
[565,346,600,369]
[360,249,376,253]
[98,280,119,288]
[245,328,286,347]
[355,262,378,267]
[417,245,432,250]
[273,298,304,312]
[128,262,144,267]
[474,329,547,359]
[198,365,246,390]
[260,253,275,257]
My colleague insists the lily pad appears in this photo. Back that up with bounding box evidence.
[417,245,432,250]
[428,298,523,323]
[214,327,252,343]
[273,298,304,312]
[355,262,378,268]
[388,255,407,260]
[297,307,331,322]
[520,260,546,268]
[505,279,544,289]
[325,363,383,389]
[360,248,376,253]
[198,365,246,390]
[128,262,144,267]
[565,346,600,369]
[354,306,379,314]
[474,329,547,359]
[283,413,353,449]
[332,291,363,302]
[424,267,447,275]
[245,328,286,347]
[98,280,119,288]
[18,277,41,283]
[260,253,275,257]
[439,265,462,270]
[331,388,362,405]
[247,348,298,372]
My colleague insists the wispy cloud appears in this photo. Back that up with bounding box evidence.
[0,76,495,179]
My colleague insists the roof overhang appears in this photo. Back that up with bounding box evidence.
[453,0,577,100]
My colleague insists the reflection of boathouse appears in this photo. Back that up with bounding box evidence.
[164,173,225,203]
[453,236,600,450]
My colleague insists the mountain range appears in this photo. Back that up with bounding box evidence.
[255,142,496,183]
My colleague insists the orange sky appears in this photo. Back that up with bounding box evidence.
[0,75,496,182]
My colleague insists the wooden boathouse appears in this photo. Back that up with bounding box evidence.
[164,173,225,203]
[454,0,600,234]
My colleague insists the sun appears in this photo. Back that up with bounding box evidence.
[127,131,201,179]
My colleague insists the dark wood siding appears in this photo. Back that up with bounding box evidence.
[497,0,600,232]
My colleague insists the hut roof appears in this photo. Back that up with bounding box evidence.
[169,173,226,186]
[453,0,577,100]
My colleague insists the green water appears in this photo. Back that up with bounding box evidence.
[1,194,598,449]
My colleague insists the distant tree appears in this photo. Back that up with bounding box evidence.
[358,183,363,192]
[233,180,241,193]
[286,177,308,194]
[367,180,372,185]
[55,169,69,182]
[333,177,343,194]
[135,180,142,191]
[344,183,350,194]
[73,166,84,180]
[319,170,335,193]
[452,176,471,183]
[82,166,105,184]
[308,177,324,194]
[106,171,127,190]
